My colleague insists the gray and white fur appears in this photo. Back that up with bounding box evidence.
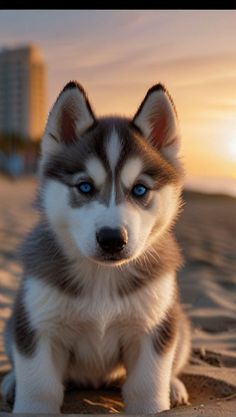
[1,81,191,414]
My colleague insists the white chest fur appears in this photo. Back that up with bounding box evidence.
[23,271,175,385]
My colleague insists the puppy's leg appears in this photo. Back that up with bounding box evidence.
[170,377,189,407]
[13,337,65,413]
[1,370,15,404]
[122,334,176,413]
[171,311,191,407]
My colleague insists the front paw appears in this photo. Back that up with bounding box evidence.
[170,377,190,407]
[13,400,61,414]
[125,398,170,414]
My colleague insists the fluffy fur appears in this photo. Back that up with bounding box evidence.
[1,81,191,414]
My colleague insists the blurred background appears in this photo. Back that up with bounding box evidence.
[0,9,235,193]
[0,10,236,415]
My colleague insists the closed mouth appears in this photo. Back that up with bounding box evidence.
[92,251,130,266]
[103,254,123,261]
[102,253,126,261]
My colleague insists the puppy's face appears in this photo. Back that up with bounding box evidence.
[40,83,183,266]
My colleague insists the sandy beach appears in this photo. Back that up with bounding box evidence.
[0,177,236,416]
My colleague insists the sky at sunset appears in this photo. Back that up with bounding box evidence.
[0,10,236,187]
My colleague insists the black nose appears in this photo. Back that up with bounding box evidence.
[96,227,128,253]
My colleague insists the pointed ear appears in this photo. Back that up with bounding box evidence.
[133,84,180,161]
[42,81,96,156]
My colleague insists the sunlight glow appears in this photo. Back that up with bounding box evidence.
[226,138,236,161]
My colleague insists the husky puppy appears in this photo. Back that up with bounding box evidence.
[1,82,191,414]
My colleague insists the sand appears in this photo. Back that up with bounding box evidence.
[0,177,236,416]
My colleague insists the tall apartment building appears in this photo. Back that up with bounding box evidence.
[0,45,47,140]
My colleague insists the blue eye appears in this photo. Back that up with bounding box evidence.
[78,182,93,194]
[132,184,148,197]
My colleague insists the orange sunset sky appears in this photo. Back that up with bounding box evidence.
[0,10,236,183]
